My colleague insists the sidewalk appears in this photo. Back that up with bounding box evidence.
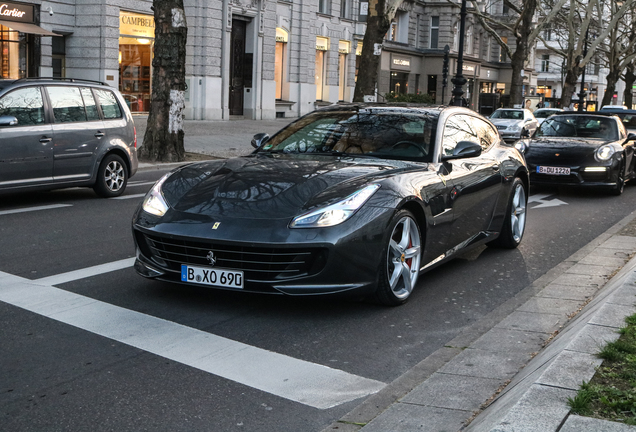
[323,210,636,432]
[132,114,293,159]
[133,115,636,431]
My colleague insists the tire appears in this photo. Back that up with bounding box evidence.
[93,154,128,198]
[375,210,422,306]
[609,157,625,196]
[489,177,527,249]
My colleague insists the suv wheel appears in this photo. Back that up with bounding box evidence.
[94,154,128,198]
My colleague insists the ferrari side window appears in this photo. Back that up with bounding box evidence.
[442,114,479,156]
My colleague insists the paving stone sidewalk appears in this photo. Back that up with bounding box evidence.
[324,212,636,432]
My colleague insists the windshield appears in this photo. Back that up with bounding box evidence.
[615,113,636,130]
[490,110,523,120]
[534,110,560,118]
[536,115,618,140]
[258,110,436,161]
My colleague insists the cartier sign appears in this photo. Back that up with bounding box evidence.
[0,2,34,23]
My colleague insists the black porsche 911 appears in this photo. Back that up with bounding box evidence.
[132,105,529,305]
[516,112,636,195]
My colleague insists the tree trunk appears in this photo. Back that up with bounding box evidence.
[508,0,536,107]
[624,62,635,109]
[138,0,188,162]
[353,0,390,102]
[601,70,621,107]
[561,67,580,108]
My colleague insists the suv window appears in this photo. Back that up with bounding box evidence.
[47,86,88,123]
[0,87,45,126]
[94,89,122,119]
[80,87,100,121]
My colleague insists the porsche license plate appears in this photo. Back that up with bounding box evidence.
[181,264,244,289]
[537,166,570,175]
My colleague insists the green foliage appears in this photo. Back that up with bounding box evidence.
[569,312,636,425]
[384,92,434,104]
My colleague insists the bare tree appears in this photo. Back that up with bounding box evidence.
[353,0,405,102]
[470,0,566,106]
[138,0,188,162]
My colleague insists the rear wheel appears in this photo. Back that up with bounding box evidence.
[93,154,128,198]
[375,210,422,306]
[489,177,527,249]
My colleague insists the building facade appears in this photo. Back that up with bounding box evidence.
[0,0,626,122]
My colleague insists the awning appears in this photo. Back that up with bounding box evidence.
[0,20,61,36]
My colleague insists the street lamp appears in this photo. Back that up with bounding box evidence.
[451,0,468,106]
[577,28,589,112]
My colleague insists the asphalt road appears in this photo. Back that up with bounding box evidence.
[2,169,636,432]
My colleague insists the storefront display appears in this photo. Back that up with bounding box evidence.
[119,11,154,112]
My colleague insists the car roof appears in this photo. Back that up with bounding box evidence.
[315,103,450,116]
[0,77,111,91]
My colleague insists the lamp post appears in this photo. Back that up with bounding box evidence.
[451,0,468,106]
[577,28,589,112]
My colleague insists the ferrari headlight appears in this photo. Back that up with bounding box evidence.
[595,145,615,162]
[142,172,172,216]
[290,184,381,228]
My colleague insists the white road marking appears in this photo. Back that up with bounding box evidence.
[0,204,72,216]
[528,193,568,209]
[0,268,385,409]
[111,193,146,200]
[34,258,136,286]
[127,181,157,186]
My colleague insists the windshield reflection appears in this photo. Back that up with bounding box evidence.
[257,110,436,162]
[536,115,618,140]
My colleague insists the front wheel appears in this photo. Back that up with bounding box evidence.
[375,210,422,306]
[609,157,625,196]
[93,154,128,198]
[489,177,527,249]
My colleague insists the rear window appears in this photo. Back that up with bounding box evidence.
[94,89,122,119]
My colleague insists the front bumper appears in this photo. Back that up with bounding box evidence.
[527,161,619,187]
[132,205,393,297]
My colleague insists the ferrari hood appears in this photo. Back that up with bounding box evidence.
[160,154,422,219]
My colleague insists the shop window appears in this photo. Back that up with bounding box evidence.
[119,11,155,113]
[338,41,350,101]
[316,37,329,101]
[427,75,437,100]
[390,72,409,94]
[0,25,27,79]
[275,28,288,100]
[0,86,44,125]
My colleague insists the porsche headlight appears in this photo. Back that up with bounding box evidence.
[515,140,529,154]
[595,145,615,162]
[290,184,381,228]
[142,172,172,216]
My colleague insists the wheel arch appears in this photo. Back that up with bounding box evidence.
[398,199,427,243]
[98,148,132,178]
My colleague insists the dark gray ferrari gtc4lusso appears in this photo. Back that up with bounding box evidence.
[132,105,529,306]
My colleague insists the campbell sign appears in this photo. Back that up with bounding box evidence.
[0,2,34,23]
[120,11,155,39]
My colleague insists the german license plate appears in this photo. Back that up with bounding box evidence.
[537,166,570,175]
[181,264,244,289]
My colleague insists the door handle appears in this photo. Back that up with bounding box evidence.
[95,131,105,138]
[39,137,52,143]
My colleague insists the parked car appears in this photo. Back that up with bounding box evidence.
[0,78,138,197]
[515,112,636,195]
[612,110,636,133]
[489,108,540,142]
[533,108,564,125]
[599,105,627,112]
[132,104,529,305]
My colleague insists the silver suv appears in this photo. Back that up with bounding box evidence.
[0,78,138,197]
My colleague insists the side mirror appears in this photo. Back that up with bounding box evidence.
[251,133,270,149]
[627,133,636,141]
[521,129,531,138]
[441,141,482,161]
[0,115,18,126]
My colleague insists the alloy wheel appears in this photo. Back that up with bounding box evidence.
[105,160,125,192]
[511,183,526,243]
[387,216,422,300]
